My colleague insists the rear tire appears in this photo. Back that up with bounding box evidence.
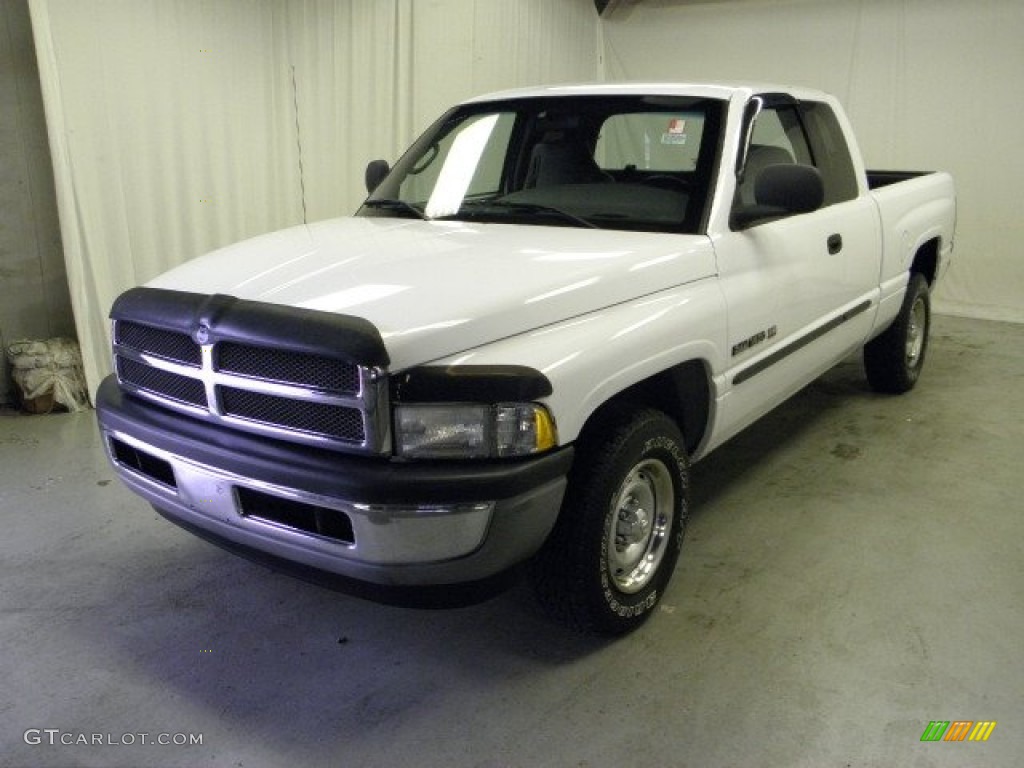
[529,406,689,635]
[864,272,931,394]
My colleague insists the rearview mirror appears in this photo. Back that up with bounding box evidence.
[365,159,390,195]
[733,164,824,229]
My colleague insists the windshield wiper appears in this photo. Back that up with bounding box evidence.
[456,200,599,229]
[362,199,427,220]
[365,198,600,229]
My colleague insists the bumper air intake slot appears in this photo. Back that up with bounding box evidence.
[235,486,354,544]
[110,437,177,488]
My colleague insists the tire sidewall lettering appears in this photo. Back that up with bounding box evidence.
[596,430,687,622]
[530,407,690,634]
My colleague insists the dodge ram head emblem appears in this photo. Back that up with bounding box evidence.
[193,324,210,344]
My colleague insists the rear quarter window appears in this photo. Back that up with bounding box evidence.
[801,102,859,205]
[596,112,706,172]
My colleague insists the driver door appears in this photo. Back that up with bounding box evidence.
[711,100,881,446]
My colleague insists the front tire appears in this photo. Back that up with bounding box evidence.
[529,406,689,635]
[864,272,931,394]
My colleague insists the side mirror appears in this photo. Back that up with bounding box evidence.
[365,159,390,195]
[733,164,824,229]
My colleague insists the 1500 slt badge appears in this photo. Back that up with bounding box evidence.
[732,325,777,356]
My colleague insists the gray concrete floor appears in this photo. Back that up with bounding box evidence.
[1,314,1022,768]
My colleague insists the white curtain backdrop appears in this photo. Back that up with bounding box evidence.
[28,0,599,398]
[601,0,1024,324]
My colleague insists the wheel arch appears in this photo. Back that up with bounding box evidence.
[574,359,712,456]
[912,238,940,287]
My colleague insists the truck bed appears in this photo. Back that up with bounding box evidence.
[866,170,932,190]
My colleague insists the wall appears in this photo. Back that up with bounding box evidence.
[601,0,1024,323]
[0,0,73,404]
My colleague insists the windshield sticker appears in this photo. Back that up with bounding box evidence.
[661,119,688,146]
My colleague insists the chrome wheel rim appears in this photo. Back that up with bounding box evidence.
[906,296,927,367]
[606,458,674,594]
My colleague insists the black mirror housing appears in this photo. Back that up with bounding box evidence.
[756,163,824,213]
[733,163,825,229]
[365,159,390,195]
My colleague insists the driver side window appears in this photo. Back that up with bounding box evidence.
[750,107,813,164]
[738,107,813,206]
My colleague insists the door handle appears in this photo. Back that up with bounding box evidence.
[827,234,843,255]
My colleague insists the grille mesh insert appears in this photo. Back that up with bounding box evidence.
[116,322,200,366]
[217,342,359,393]
[219,386,365,442]
[117,357,207,407]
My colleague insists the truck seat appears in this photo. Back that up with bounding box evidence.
[524,133,607,188]
[740,144,794,205]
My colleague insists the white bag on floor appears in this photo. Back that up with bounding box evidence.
[6,338,89,413]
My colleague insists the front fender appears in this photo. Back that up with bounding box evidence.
[409,277,728,445]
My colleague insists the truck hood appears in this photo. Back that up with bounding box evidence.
[147,217,716,370]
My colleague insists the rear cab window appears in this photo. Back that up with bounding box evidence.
[800,102,859,204]
[596,112,706,173]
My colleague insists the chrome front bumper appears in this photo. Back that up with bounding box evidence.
[97,376,571,587]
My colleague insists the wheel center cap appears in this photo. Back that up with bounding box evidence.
[617,498,651,546]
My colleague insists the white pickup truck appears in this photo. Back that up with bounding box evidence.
[97,83,955,634]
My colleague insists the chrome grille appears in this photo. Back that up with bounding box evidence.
[112,319,387,454]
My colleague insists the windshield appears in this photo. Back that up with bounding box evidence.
[359,95,725,234]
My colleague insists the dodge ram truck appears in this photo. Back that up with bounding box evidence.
[97,83,956,634]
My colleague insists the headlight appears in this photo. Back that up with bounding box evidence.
[395,403,557,459]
